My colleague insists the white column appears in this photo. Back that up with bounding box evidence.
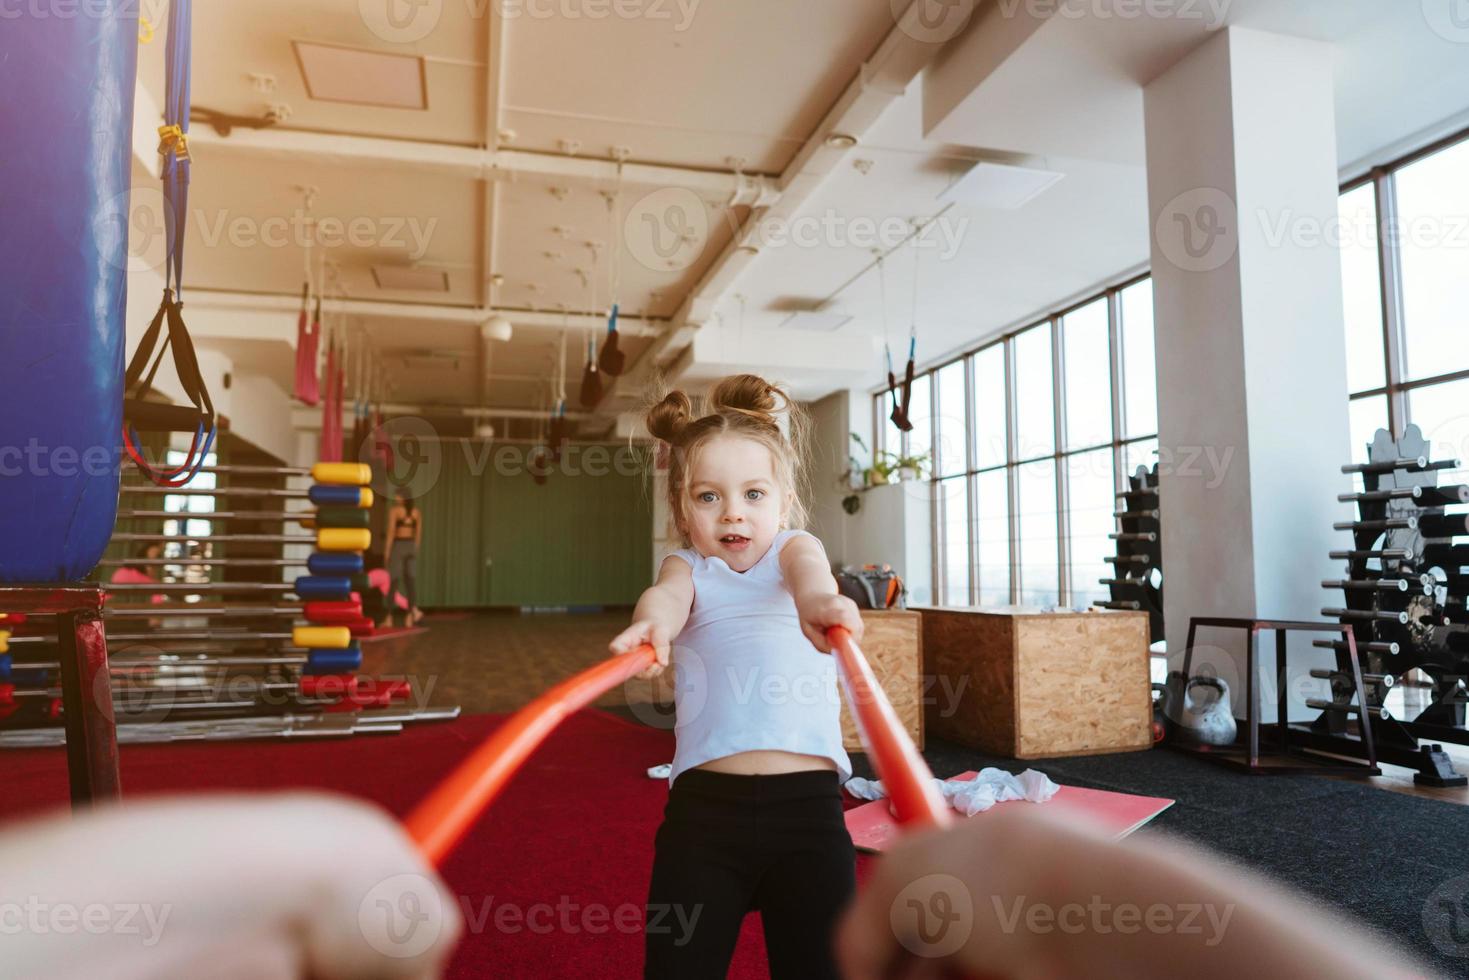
[1144,27,1354,717]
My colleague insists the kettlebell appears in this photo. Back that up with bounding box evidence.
[1177,675,1237,746]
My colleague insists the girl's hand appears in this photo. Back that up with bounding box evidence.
[796,593,864,653]
[609,619,670,679]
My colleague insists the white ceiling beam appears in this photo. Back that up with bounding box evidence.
[184,289,665,337]
[597,0,961,416]
[184,126,775,201]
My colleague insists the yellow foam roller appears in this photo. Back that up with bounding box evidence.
[311,462,372,486]
[0,631,8,654]
[317,528,371,552]
[293,626,351,650]
[359,487,375,508]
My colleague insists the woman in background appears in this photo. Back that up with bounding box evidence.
[384,488,424,626]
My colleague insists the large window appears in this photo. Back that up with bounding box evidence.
[879,276,1158,608]
[1339,130,1469,486]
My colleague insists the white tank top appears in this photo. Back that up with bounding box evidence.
[662,528,853,787]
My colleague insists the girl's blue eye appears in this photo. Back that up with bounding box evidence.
[746,489,764,500]
[699,492,717,503]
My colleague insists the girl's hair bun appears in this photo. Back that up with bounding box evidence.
[646,389,694,444]
[706,373,787,428]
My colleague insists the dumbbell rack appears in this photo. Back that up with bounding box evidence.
[1095,464,1164,644]
[1305,424,1469,786]
[0,462,459,747]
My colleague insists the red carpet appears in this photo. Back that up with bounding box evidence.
[0,710,874,978]
[359,624,429,642]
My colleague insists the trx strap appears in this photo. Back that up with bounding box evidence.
[597,169,626,376]
[122,0,216,487]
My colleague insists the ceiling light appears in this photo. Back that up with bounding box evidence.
[372,266,450,292]
[938,161,1065,210]
[825,133,858,149]
[481,316,513,342]
[293,40,427,110]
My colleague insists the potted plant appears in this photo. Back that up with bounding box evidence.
[880,449,930,482]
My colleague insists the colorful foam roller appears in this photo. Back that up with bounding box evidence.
[310,462,372,486]
[303,601,365,625]
[294,576,352,601]
[303,647,362,675]
[307,552,364,576]
[0,613,26,625]
[293,625,351,650]
[317,528,371,552]
[0,682,12,706]
[346,618,376,639]
[0,631,8,654]
[308,485,369,508]
[0,654,9,680]
[298,674,358,698]
[313,506,371,530]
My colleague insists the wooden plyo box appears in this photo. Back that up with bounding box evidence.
[838,609,923,753]
[920,607,1151,758]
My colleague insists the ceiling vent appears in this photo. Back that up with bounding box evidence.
[938,160,1065,210]
[293,41,427,110]
[372,265,450,292]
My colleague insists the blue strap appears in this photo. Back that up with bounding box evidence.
[161,0,191,297]
[607,302,619,334]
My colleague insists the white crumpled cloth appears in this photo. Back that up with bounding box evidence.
[646,763,673,779]
[842,768,1059,816]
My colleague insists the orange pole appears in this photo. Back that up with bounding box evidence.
[406,644,656,865]
[826,625,951,829]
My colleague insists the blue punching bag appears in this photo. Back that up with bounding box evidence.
[0,9,139,580]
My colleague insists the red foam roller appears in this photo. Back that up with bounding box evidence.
[346,617,376,638]
[0,683,13,707]
[304,601,365,625]
[298,673,358,698]
[0,613,27,625]
[47,698,62,721]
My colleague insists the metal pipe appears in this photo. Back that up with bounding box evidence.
[1321,607,1410,624]
[1109,532,1157,543]
[1309,668,1394,688]
[1313,639,1401,655]
[1329,548,1413,561]
[1306,698,1391,719]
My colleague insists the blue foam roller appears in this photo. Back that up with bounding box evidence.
[303,647,362,675]
[0,9,139,581]
[307,553,364,576]
[0,655,9,680]
[309,485,364,507]
[294,576,351,601]
[10,667,49,688]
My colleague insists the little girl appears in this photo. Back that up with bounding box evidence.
[608,373,866,980]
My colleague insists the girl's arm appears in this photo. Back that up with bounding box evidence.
[780,534,864,652]
[609,557,694,678]
[415,509,422,548]
[384,508,398,563]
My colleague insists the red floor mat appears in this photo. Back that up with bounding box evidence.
[0,711,873,978]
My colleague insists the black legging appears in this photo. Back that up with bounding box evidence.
[644,768,856,979]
